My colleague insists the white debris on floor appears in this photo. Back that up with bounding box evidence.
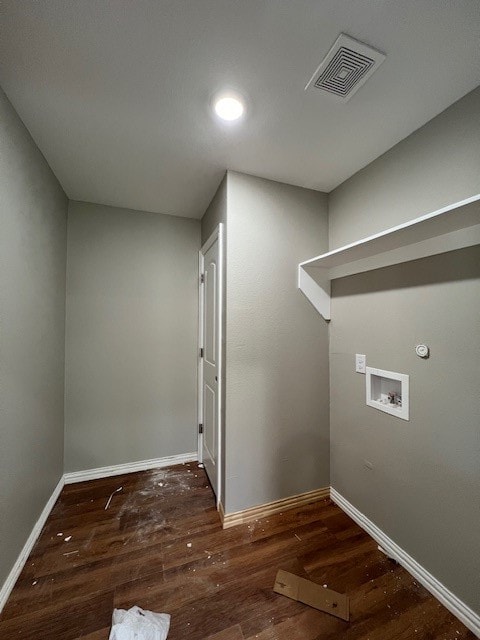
[105,486,123,510]
[109,606,170,640]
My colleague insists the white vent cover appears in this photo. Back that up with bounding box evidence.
[305,34,386,102]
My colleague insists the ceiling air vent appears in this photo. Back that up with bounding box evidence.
[305,33,386,102]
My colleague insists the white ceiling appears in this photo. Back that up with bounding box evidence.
[1,1,479,219]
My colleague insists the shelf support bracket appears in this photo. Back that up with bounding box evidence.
[298,264,331,321]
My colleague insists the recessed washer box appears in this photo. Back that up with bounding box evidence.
[366,367,409,421]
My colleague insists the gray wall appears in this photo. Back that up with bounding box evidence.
[201,175,227,245]
[225,172,330,513]
[65,202,200,471]
[328,87,480,613]
[0,89,67,588]
[329,86,480,249]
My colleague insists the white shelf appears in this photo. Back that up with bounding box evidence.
[298,194,480,320]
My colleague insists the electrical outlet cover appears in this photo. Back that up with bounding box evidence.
[355,354,366,374]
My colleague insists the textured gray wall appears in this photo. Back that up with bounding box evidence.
[225,172,330,513]
[329,87,480,249]
[201,175,227,245]
[328,88,480,613]
[65,202,200,471]
[0,88,67,588]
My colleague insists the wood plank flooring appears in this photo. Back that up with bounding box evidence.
[0,462,475,639]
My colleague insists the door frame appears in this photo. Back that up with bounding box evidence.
[197,223,224,506]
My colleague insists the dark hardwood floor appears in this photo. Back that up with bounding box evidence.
[0,462,474,639]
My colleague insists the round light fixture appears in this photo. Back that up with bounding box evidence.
[214,95,244,121]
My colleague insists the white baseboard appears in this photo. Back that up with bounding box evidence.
[64,452,198,484]
[0,476,65,613]
[330,488,480,637]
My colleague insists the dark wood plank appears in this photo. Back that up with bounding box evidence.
[207,625,245,640]
[0,590,113,640]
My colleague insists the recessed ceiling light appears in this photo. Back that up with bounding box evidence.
[214,95,245,121]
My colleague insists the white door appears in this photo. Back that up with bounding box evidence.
[198,224,223,503]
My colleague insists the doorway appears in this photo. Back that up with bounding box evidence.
[198,224,223,505]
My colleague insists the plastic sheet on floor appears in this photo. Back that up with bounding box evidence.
[109,606,170,640]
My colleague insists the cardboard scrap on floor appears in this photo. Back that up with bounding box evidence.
[273,569,350,622]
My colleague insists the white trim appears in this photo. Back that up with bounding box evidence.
[216,223,224,509]
[201,225,222,254]
[64,452,197,484]
[198,223,224,508]
[330,488,480,637]
[0,476,65,613]
[298,264,331,320]
[197,248,204,465]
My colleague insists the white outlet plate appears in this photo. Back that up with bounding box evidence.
[355,354,366,374]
